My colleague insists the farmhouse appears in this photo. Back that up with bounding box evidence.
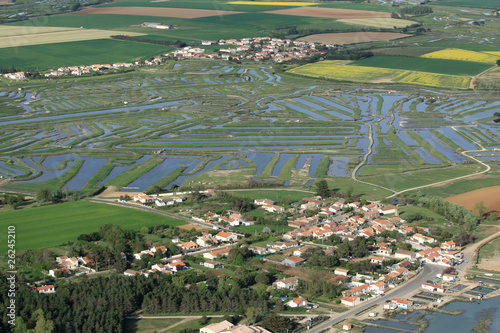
[36,285,56,294]
[286,296,308,308]
[281,256,305,267]
[273,277,299,290]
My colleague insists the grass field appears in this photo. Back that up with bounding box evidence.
[124,317,182,333]
[0,38,173,69]
[0,201,186,253]
[227,1,315,5]
[336,17,415,29]
[0,25,144,48]
[433,0,499,7]
[227,189,313,203]
[352,56,491,76]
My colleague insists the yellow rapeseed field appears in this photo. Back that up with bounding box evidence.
[421,48,500,64]
[289,61,401,82]
[395,71,470,89]
[227,1,315,5]
[0,25,144,48]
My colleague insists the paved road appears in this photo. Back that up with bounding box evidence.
[308,264,442,333]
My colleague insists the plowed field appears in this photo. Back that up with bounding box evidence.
[446,185,500,217]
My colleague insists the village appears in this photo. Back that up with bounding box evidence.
[26,188,495,332]
[2,36,327,80]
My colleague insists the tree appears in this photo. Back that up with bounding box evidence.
[152,185,162,195]
[262,314,293,333]
[474,201,488,218]
[316,179,329,198]
[33,309,55,333]
[391,11,400,19]
[255,272,270,285]
[245,306,261,325]
[37,187,53,202]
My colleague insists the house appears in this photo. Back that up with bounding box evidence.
[36,285,56,294]
[133,193,153,203]
[177,241,198,252]
[124,269,141,276]
[197,236,217,247]
[203,247,231,260]
[335,268,350,276]
[200,320,234,333]
[215,231,238,242]
[166,259,186,272]
[341,296,361,307]
[200,321,272,333]
[371,257,387,265]
[370,281,387,293]
[346,283,370,296]
[255,199,274,206]
[392,298,413,309]
[362,203,378,212]
[300,201,318,210]
[442,273,455,282]
[155,198,175,206]
[204,261,223,269]
[377,246,392,256]
[421,283,445,293]
[395,249,416,261]
[273,277,299,290]
[343,323,353,331]
[441,241,456,251]
[281,256,305,267]
[412,233,436,244]
[293,246,312,257]
[286,296,308,308]
[78,257,92,266]
[262,204,285,213]
[248,245,267,255]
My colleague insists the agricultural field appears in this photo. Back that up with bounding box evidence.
[73,6,244,18]
[297,32,412,45]
[0,201,186,253]
[0,25,145,48]
[352,56,491,76]
[420,48,500,64]
[290,60,473,89]
[336,17,416,29]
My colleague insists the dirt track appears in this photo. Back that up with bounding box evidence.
[445,185,500,216]
[297,32,411,45]
[73,6,243,18]
[264,7,390,19]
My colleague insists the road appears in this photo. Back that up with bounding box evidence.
[85,198,246,236]
[308,264,442,333]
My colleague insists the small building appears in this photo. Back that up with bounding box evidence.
[286,296,308,308]
[335,268,350,276]
[341,296,361,307]
[273,277,299,290]
[281,256,305,267]
[392,298,413,309]
[343,323,353,331]
[36,285,56,294]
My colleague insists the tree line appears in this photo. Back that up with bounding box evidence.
[111,35,187,48]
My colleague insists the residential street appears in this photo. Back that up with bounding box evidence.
[308,264,443,333]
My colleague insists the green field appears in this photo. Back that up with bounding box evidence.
[433,0,499,7]
[0,201,186,253]
[227,189,314,204]
[352,56,491,76]
[0,39,173,70]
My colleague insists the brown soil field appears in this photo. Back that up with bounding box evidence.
[445,185,500,217]
[73,6,243,18]
[297,32,411,45]
[263,7,390,19]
